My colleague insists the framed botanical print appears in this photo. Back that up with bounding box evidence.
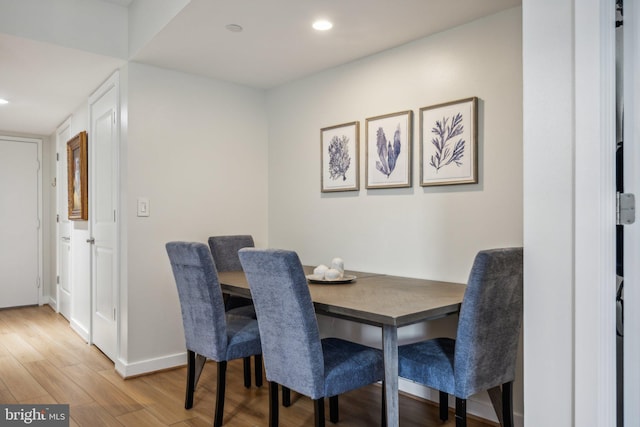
[365,110,412,189]
[420,97,478,186]
[321,121,359,192]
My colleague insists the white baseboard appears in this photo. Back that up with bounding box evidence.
[70,319,89,343]
[399,378,523,427]
[115,352,187,378]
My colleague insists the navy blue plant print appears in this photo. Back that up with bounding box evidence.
[375,125,401,178]
[430,113,465,172]
[328,135,351,181]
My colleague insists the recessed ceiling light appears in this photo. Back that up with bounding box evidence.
[0,99,8,105]
[225,24,243,33]
[312,20,333,31]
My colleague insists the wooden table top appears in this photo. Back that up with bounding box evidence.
[218,266,465,327]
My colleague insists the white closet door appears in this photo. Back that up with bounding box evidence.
[0,138,40,308]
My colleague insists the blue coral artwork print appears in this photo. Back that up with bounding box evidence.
[375,125,401,178]
[328,135,351,181]
[429,112,465,172]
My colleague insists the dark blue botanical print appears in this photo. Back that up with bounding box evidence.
[375,125,401,178]
[328,135,351,181]
[430,112,465,172]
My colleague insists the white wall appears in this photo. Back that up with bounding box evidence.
[120,62,269,372]
[266,7,522,424]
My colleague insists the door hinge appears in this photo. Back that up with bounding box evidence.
[56,275,60,285]
[114,210,116,222]
[56,152,59,161]
[113,307,116,321]
[36,277,41,289]
[56,214,59,223]
[617,192,636,225]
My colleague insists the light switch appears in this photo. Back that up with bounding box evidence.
[137,198,150,217]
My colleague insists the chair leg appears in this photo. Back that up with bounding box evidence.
[314,397,325,427]
[269,382,279,427]
[255,354,263,387]
[185,350,196,409]
[381,381,386,427]
[329,395,339,423]
[282,386,291,407]
[214,361,227,427]
[243,356,251,388]
[439,390,449,421]
[502,382,514,427]
[455,397,467,427]
[185,351,207,409]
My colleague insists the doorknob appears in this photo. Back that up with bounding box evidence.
[86,238,95,244]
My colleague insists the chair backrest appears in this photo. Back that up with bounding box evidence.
[166,241,228,361]
[238,248,325,399]
[454,247,523,398]
[208,235,255,272]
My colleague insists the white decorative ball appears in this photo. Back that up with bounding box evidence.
[313,264,329,278]
[331,257,344,273]
[324,268,342,280]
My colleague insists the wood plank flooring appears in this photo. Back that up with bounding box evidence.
[0,305,497,427]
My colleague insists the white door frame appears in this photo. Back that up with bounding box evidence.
[523,0,617,425]
[623,0,640,424]
[55,117,72,315]
[573,1,617,425]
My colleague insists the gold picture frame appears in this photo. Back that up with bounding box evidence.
[67,131,88,220]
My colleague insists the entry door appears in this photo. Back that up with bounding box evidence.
[0,137,41,308]
[56,119,72,319]
[89,72,119,361]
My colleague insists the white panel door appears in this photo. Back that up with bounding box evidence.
[56,119,72,319]
[89,72,119,362]
[0,137,40,308]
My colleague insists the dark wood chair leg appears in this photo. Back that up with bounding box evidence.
[329,395,339,423]
[502,382,514,427]
[455,397,467,427]
[243,356,251,388]
[314,397,325,427]
[214,361,227,427]
[282,386,291,407]
[269,382,279,427]
[381,381,386,427]
[185,350,196,409]
[255,354,263,387]
[439,390,449,421]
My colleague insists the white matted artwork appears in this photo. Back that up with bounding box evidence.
[365,110,412,189]
[420,97,478,186]
[320,121,359,192]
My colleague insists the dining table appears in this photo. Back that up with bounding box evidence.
[217,266,466,427]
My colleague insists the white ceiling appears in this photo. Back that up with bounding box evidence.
[0,0,520,136]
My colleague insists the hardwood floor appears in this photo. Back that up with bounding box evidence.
[0,305,497,427]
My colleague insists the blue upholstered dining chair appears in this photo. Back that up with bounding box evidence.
[208,235,262,387]
[208,235,256,316]
[398,247,523,427]
[238,248,386,427]
[165,241,263,427]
